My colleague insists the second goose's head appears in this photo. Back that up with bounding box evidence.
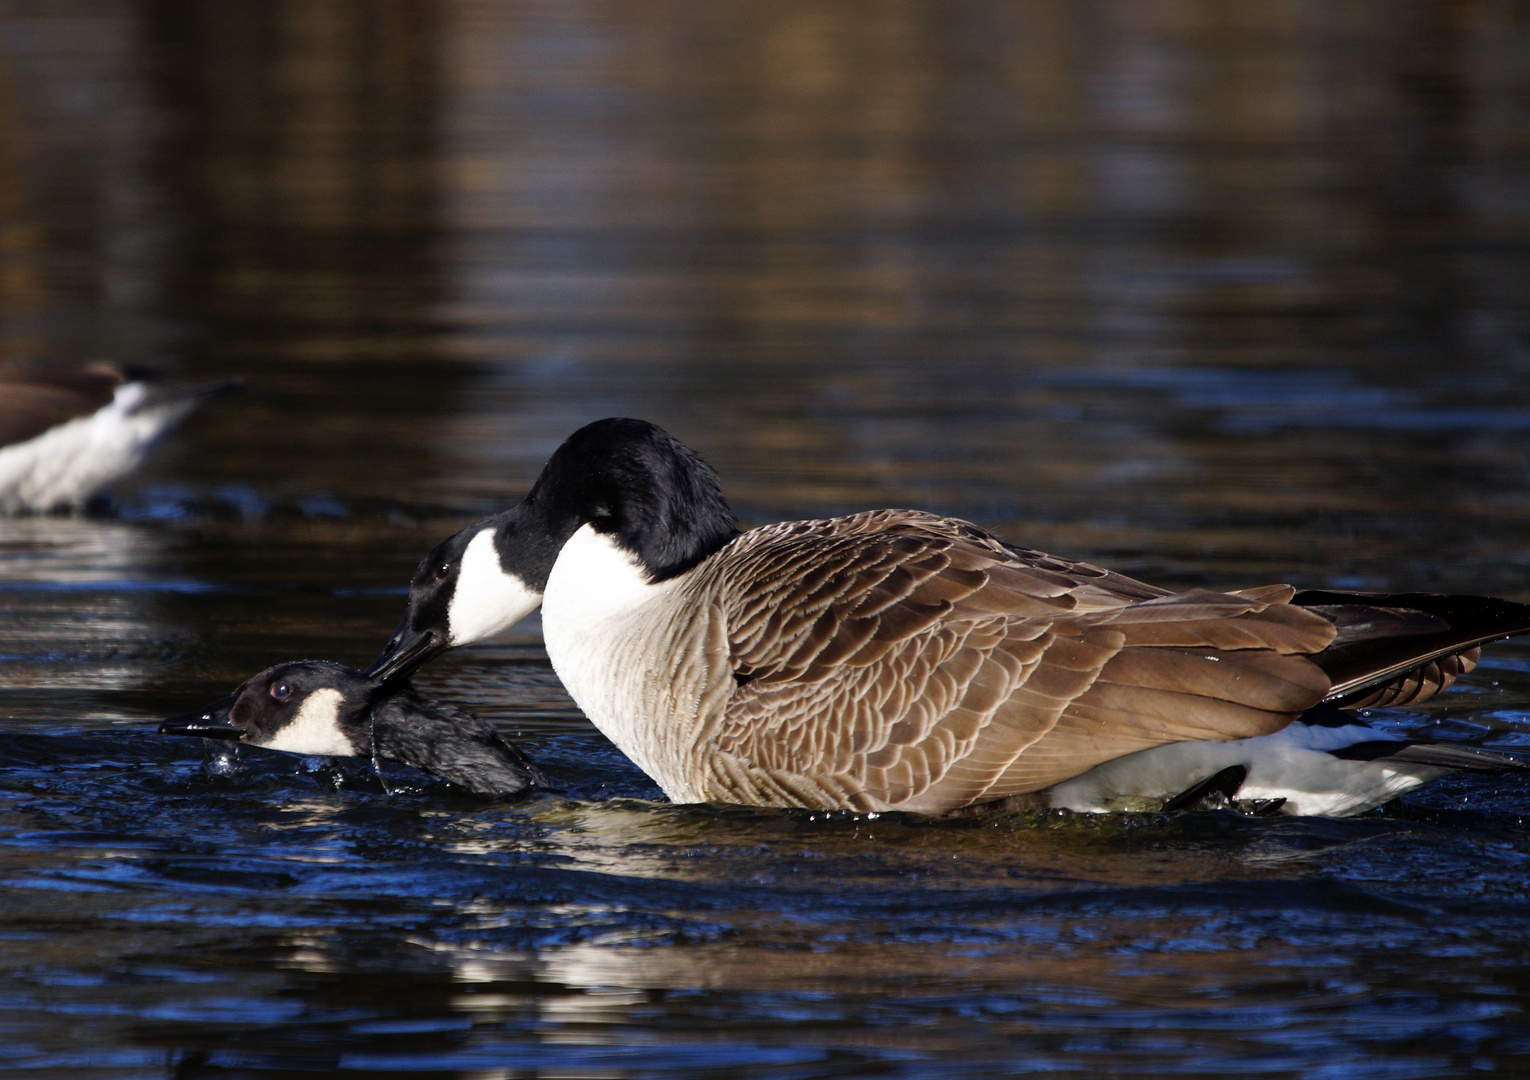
[160,660,543,796]
[161,660,387,757]
[366,418,737,681]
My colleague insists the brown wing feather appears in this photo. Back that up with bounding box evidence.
[1081,589,1337,653]
[699,515,1337,813]
[0,367,123,447]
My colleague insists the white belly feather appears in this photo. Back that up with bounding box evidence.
[1048,722,1445,816]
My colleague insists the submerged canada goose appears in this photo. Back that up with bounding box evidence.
[160,660,543,797]
[0,362,239,513]
[364,418,1530,817]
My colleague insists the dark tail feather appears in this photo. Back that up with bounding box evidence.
[1294,590,1530,708]
[1329,739,1528,773]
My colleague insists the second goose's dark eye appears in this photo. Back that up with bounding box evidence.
[270,682,292,701]
[435,562,451,581]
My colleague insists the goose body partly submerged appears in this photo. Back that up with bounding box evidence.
[365,418,1529,817]
[161,660,543,797]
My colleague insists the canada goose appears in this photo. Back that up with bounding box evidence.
[0,362,239,513]
[364,418,1530,817]
[160,660,543,797]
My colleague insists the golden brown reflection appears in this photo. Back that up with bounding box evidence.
[0,1,164,366]
[532,933,1325,1003]
[0,0,1526,591]
[434,0,1529,349]
[0,1,1522,361]
[148,0,441,333]
[426,798,1331,893]
[400,924,1372,1059]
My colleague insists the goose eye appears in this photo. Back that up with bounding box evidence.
[434,562,451,581]
[270,681,292,701]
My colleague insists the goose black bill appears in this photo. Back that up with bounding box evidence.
[362,615,444,683]
[159,695,242,740]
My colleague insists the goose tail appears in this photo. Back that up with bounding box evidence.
[1293,590,1530,708]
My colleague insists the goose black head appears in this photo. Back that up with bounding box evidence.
[160,661,378,757]
[159,660,543,796]
[365,418,738,682]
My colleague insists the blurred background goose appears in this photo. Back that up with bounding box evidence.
[366,418,1530,818]
[0,361,238,514]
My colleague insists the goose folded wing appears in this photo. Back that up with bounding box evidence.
[705,526,1338,813]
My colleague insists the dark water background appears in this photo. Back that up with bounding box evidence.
[4,2,1530,1075]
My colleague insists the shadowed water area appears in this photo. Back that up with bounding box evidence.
[3,1,1530,1075]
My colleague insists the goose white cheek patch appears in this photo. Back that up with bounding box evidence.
[447,528,542,646]
[256,688,357,757]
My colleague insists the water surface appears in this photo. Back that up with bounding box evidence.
[3,2,1530,1076]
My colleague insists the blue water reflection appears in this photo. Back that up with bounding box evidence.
[1,1,1530,1076]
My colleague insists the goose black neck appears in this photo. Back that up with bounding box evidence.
[505,418,739,588]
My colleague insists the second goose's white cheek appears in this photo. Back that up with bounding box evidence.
[255,688,357,757]
[447,528,542,646]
